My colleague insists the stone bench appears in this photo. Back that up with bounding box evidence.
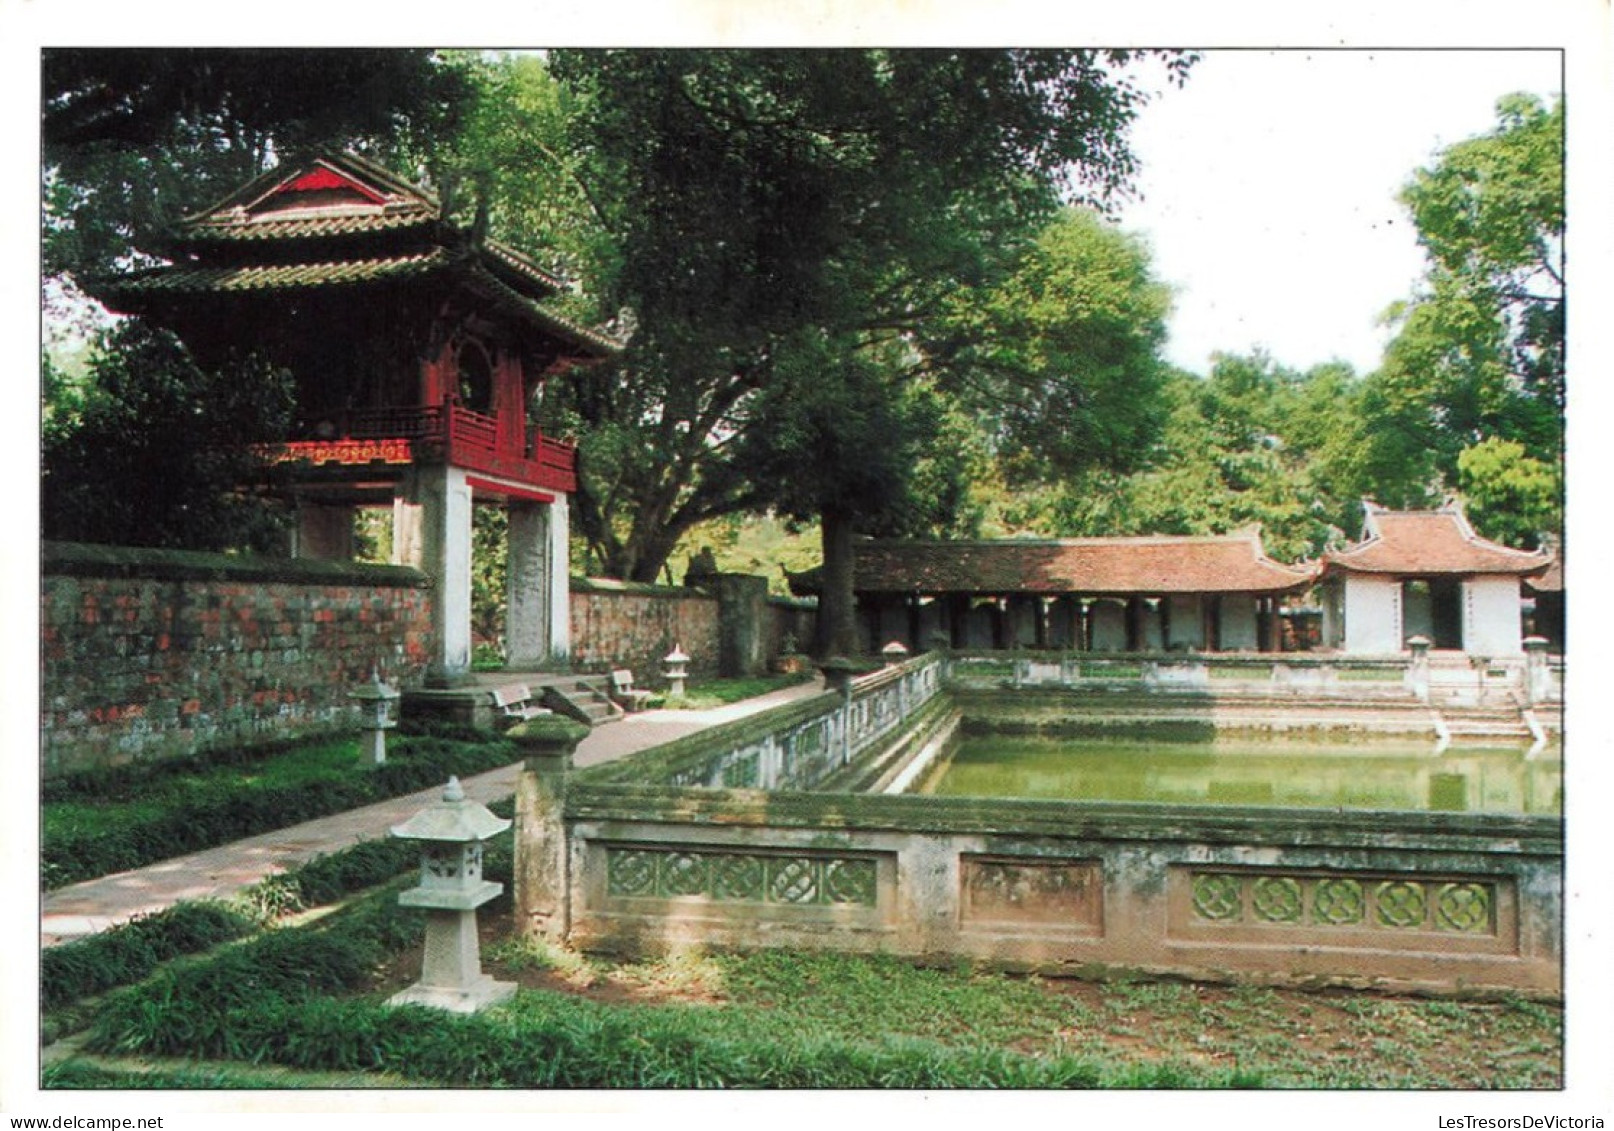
[609,669,653,712]
[488,682,551,722]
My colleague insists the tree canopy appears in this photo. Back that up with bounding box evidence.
[1353,93,1563,541]
[543,49,1189,652]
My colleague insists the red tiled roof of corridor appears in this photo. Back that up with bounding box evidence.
[841,531,1317,596]
[1322,502,1552,578]
[1526,556,1563,593]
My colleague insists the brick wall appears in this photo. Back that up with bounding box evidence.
[568,578,721,679]
[41,543,432,779]
[567,579,818,681]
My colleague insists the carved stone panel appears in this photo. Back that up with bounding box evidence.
[960,855,1103,934]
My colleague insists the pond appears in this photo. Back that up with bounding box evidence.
[919,734,1561,815]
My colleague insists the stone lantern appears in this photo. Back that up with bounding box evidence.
[349,668,400,765]
[387,777,515,1013]
[664,643,692,698]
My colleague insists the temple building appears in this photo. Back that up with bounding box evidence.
[93,152,621,684]
[789,530,1318,653]
[1316,501,1554,657]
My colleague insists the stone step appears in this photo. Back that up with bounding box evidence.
[534,676,624,726]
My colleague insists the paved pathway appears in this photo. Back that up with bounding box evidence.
[41,680,825,948]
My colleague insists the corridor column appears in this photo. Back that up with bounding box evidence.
[413,465,474,686]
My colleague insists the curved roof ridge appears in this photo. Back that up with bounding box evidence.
[1324,500,1551,577]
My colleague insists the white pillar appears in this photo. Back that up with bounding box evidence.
[506,501,550,669]
[1343,575,1402,654]
[415,465,474,685]
[1463,576,1526,657]
[393,497,424,568]
[547,493,572,662]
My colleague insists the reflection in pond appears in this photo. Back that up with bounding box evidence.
[921,735,1561,815]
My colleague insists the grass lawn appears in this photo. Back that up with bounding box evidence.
[655,671,815,710]
[46,862,1561,1091]
[41,731,519,889]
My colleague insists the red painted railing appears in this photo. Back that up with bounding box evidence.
[288,404,578,494]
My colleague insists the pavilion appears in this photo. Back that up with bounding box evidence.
[1316,501,1554,657]
[93,152,621,684]
[789,529,1318,653]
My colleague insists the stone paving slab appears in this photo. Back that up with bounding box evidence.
[41,679,825,948]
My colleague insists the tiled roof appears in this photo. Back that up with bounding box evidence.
[175,208,438,243]
[1322,502,1552,578]
[102,251,452,295]
[98,151,623,358]
[798,531,1318,596]
[1525,557,1563,593]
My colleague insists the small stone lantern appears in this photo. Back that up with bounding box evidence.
[880,640,910,667]
[349,668,400,765]
[664,643,691,698]
[387,777,515,1013]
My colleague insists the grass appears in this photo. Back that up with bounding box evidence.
[53,854,1560,1092]
[655,671,815,710]
[42,731,518,889]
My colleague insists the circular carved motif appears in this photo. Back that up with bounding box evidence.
[607,850,656,897]
[660,853,708,897]
[1251,876,1303,923]
[711,855,766,902]
[1434,882,1492,933]
[1311,878,1365,925]
[1191,873,1243,921]
[824,859,877,905]
[1375,881,1427,929]
[768,858,820,904]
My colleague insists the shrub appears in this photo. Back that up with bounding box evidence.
[43,734,518,889]
[41,902,256,1012]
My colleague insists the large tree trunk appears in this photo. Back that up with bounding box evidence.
[815,504,861,659]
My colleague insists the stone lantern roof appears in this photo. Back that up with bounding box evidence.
[390,777,510,843]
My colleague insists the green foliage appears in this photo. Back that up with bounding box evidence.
[1457,438,1560,548]
[42,734,517,890]
[944,207,1172,485]
[543,49,1188,587]
[62,871,1554,1090]
[43,48,469,283]
[41,902,257,1012]
[84,900,1254,1087]
[229,839,421,923]
[41,320,297,552]
[1010,354,1365,559]
[1358,94,1563,528]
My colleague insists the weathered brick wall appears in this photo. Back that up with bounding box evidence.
[41,542,433,779]
[763,595,817,659]
[568,578,721,679]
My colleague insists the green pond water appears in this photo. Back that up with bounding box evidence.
[922,735,1561,815]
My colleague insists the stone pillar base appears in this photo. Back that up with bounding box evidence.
[388,975,515,1014]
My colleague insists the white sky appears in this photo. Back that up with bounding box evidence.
[1115,48,1564,377]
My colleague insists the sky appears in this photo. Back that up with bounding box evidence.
[1113,48,1564,377]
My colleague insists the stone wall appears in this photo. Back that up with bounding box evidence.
[516,656,1562,998]
[41,542,432,779]
[567,578,722,679]
[568,577,818,680]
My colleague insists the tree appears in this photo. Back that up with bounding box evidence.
[1012,353,1370,561]
[41,49,476,552]
[547,49,1190,653]
[41,322,296,551]
[1357,94,1563,527]
[43,49,469,285]
[1456,438,1560,549]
